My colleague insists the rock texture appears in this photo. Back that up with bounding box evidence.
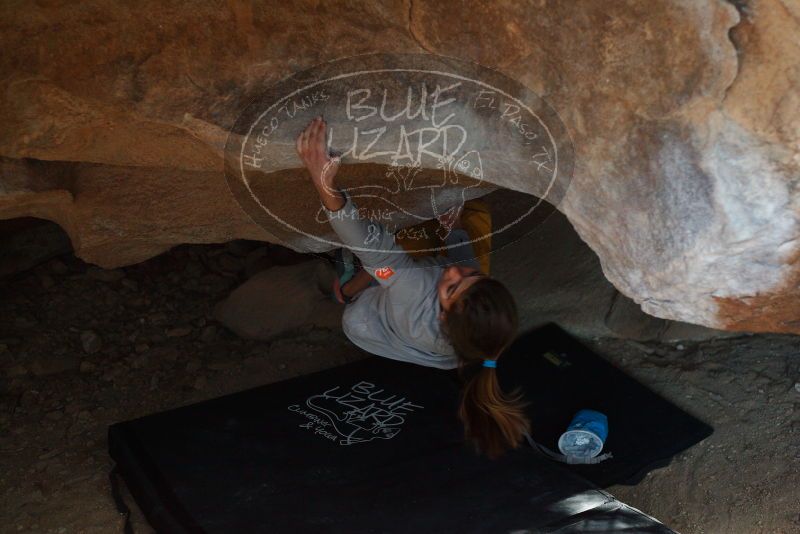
[0,0,798,333]
[214,259,343,340]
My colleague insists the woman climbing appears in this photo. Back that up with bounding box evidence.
[296,115,530,460]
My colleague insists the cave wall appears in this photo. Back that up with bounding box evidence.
[0,0,797,333]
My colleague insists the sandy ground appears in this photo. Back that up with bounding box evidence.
[1,244,798,534]
[589,335,800,533]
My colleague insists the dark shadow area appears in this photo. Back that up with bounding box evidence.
[0,217,73,279]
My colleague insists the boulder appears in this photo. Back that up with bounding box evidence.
[0,0,797,333]
[214,259,342,340]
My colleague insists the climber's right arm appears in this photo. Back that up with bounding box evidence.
[296,116,416,288]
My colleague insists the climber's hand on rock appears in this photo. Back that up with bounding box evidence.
[296,116,340,190]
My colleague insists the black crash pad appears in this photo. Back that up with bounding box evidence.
[108,324,708,532]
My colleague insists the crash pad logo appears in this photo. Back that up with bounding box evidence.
[225,52,573,259]
[287,381,423,446]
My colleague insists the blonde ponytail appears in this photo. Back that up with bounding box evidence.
[443,277,531,459]
[458,363,531,459]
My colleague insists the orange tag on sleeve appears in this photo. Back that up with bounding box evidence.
[374,266,395,280]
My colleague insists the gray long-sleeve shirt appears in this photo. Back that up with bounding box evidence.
[323,190,481,370]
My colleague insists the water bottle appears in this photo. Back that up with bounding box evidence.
[558,409,609,460]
